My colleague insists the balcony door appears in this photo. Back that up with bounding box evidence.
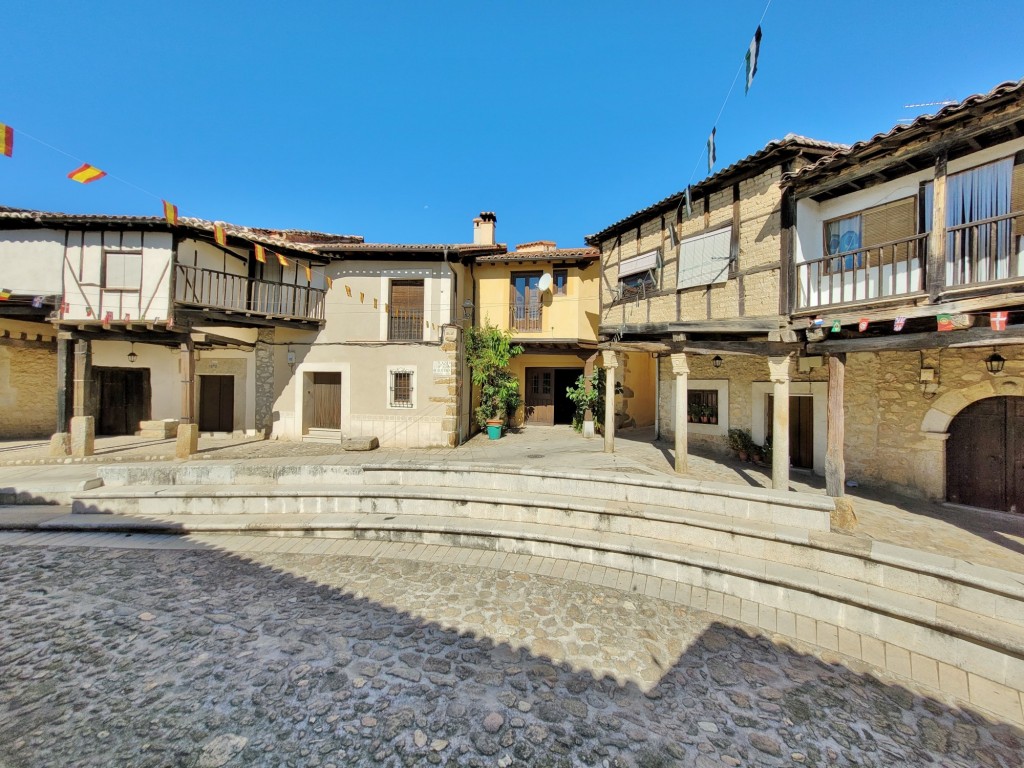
[511,272,542,333]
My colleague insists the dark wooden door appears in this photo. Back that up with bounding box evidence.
[554,368,584,425]
[790,396,814,469]
[93,368,150,436]
[947,396,1024,513]
[312,372,341,429]
[199,375,234,433]
[525,368,554,425]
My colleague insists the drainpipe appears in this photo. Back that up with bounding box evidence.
[442,246,457,324]
[654,354,660,439]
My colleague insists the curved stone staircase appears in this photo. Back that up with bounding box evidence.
[67,461,1024,726]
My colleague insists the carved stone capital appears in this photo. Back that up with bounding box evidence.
[601,350,618,369]
[670,352,689,377]
[767,354,792,384]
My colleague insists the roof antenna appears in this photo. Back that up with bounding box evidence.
[897,99,957,123]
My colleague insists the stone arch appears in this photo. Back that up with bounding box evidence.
[920,376,1024,434]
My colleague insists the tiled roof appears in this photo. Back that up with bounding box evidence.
[317,242,507,255]
[476,247,599,263]
[585,134,845,245]
[0,206,362,255]
[782,78,1024,186]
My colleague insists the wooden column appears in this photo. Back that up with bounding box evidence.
[582,352,597,438]
[602,350,618,453]
[56,334,74,433]
[670,352,689,474]
[180,340,196,424]
[825,353,846,497]
[767,355,792,491]
[72,339,91,418]
[927,152,948,301]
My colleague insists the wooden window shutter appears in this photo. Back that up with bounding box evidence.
[862,197,916,248]
[390,280,424,313]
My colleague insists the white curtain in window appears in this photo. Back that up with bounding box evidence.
[946,158,1013,284]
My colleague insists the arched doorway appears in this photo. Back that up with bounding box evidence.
[947,396,1024,513]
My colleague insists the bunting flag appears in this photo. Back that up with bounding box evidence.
[276,252,289,267]
[707,128,716,174]
[304,264,312,282]
[858,318,869,332]
[254,244,267,263]
[384,303,389,314]
[166,315,174,329]
[214,223,227,247]
[991,311,1008,331]
[325,276,333,290]
[86,307,93,317]
[103,311,113,323]
[811,317,824,327]
[162,200,178,226]
[894,316,907,332]
[61,301,70,314]
[359,292,365,304]
[684,186,693,218]
[345,285,352,298]
[124,313,131,323]
[0,123,12,158]
[373,298,378,309]
[830,320,841,333]
[745,26,762,93]
[0,288,11,301]
[936,313,954,332]
[31,295,43,308]
[67,163,107,184]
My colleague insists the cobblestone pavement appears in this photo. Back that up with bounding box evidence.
[1,539,1021,768]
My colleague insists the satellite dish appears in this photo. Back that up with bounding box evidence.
[537,273,553,292]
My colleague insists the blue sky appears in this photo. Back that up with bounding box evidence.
[3,1,1022,249]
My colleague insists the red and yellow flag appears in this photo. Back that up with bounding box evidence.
[214,223,227,247]
[0,124,12,158]
[304,264,312,282]
[67,163,106,184]
[162,200,178,226]
[0,288,11,301]
[276,252,289,267]
[325,276,333,290]
[345,285,352,298]
[254,244,267,263]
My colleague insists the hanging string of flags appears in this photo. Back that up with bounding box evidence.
[811,310,1016,334]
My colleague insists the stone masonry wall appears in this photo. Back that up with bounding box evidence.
[254,328,275,438]
[0,345,57,439]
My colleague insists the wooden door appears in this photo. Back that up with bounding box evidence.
[947,396,1024,513]
[766,395,815,470]
[312,372,341,429]
[525,368,554,425]
[93,368,150,436]
[199,375,234,433]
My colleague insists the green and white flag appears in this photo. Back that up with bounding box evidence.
[745,26,762,93]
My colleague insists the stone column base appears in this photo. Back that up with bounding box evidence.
[176,423,199,459]
[70,417,94,458]
[49,432,71,457]
[582,419,595,439]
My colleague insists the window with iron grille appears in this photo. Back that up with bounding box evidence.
[687,389,719,424]
[388,279,425,341]
[389,370,414,408]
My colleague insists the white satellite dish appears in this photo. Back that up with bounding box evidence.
[537,273,553,292]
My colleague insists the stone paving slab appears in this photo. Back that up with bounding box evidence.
[1,533,1022,767]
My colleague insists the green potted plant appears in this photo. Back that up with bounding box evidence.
[727,428,754,462]
[466,323,523,439]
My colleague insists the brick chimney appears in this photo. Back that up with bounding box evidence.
[473,212,497,246]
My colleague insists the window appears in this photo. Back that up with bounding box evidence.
[824,214,863,271]
[553,269,568,296]
[104,251,142,290]
[388,279,424,341]
[687,390,719,424]
[389,369,415,408]
[677,229,730,289]
[617,249,660,298]
[511,272,543,332]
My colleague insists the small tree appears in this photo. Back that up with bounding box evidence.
[565,370,621,434]
[466,323,524,429]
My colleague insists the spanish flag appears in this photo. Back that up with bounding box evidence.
[162,200,178,226]
[0,288,11,301]
[214,223,227,246]
[254,244,267,263]
[0,124,12,158]
[276,252,289,267]
[67,163,106,184]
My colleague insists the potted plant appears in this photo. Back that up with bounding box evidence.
[565,370,622,434]
[727,428,754,462]
[467,323,523,439]
[699,404,709,423]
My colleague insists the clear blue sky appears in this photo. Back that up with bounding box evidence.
[3,1,1022,249]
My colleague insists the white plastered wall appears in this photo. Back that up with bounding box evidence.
[751,381,827,475]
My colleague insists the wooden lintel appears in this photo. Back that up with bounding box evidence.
[795,289,1024,331]
[0,334,54,350]
[808,326,1024,354]
[680,340,802,357]
[600,341,672,354]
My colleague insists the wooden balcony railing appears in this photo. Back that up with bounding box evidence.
[795,233,928,310]
[388,308,425,340]
[946,210,1024,287]
[174,263,325,322]
[510,303,543,333]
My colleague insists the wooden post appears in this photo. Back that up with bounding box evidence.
[670,352,689,474]
[767,355,792,491]
[602,350,618,453]
[825,353,846,497]
[73,339,91,418]
[56,335,74,433]
[927,152,948,301]
[180,340,196,424]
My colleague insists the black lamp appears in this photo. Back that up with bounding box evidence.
[127,343,138,364]
[712,355,723,369]
[462,299,474,320]
[985,352,1006,374]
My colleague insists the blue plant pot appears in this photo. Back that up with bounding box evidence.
[486,424,503,440]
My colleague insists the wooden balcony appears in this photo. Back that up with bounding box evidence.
[510,303,543,333]
[174,263,325,323]
[795,233,928,310]
[945,210,1024,288]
